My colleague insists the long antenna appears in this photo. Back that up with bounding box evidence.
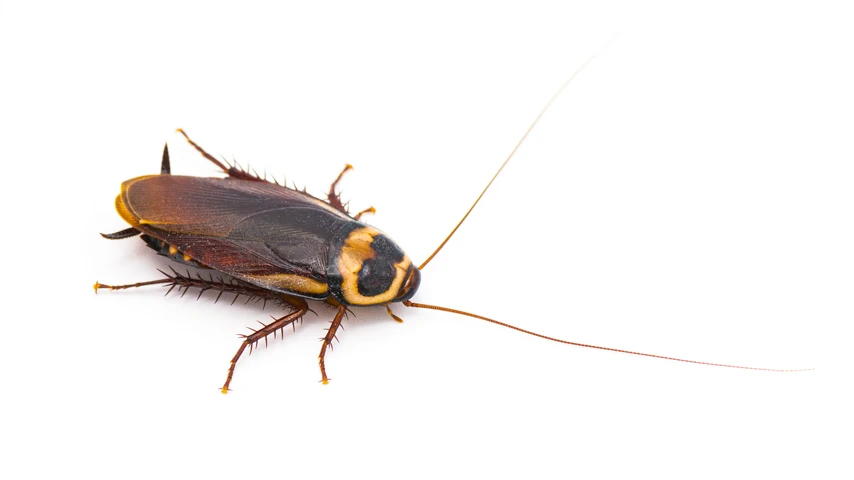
[418,54,599,271]
[407,46,812,373]
[404,300,812,372]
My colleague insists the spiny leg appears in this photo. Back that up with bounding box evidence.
[318,305,348,384]
[95,268,283,305]
[176,128,261,182]
[94,278,171,293]
[96,271,311,392]
[327,164,353,214]
[222,296,309,393]
[176,128,230,173]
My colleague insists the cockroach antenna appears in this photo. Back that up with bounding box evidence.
[399,47,812,373]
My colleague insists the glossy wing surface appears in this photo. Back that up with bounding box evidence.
[121,176,356,297]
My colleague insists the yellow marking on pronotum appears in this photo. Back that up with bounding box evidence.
[168,245,178,255]
[336,226,413,305]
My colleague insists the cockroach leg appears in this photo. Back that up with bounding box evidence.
[94,278,172,293]
[318,305,348,384]
[176,128,262,183]
[385,305,404,323]
[222,305,308,394]
[353,206,376,221]
[278,294,312,319]
[176,128,229,172]
[100,227,141,240]
[96,268,283,303]
[327,164,353,214]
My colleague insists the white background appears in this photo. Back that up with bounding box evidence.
[2,1,852,478]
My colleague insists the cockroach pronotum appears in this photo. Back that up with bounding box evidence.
[95,59,810,392]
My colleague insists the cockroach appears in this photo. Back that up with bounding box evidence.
[95,60,809,392]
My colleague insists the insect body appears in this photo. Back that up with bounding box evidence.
[114,156,420,307]
[99,130,421,391]
[97,64,808,392]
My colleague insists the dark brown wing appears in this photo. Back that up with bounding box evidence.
[118,176,358,298]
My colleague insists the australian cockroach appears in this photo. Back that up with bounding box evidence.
[95,62,809,392]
